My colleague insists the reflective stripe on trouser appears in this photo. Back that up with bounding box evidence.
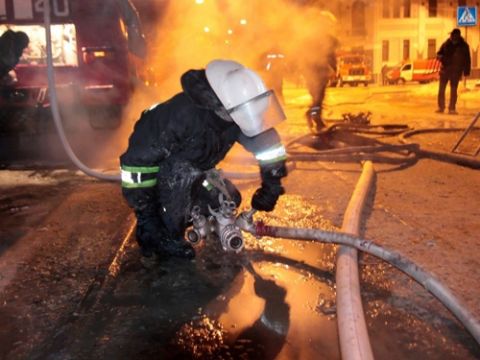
[120,165,159,188]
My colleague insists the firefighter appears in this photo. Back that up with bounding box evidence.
[120,60,288,265]
[305,35,338,134]
[436,28,471,115]
[0,30,29,86]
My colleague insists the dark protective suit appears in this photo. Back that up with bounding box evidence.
[0,30,29,82]
[120,70,287,258]
[436,36,471,112]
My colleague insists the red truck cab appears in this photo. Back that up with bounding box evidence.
[335,53,371,87]
[0,0,144,129]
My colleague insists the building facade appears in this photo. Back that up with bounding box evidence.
[320,0,479,81]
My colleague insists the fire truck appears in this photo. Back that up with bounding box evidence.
[0,0,146,130]
[385,59,440,85]
[334,53,371,87]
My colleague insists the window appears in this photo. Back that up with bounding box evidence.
[382,40,389,62]
[0,24,78,66]
[428,0,437,17]
[393,0,401,17]
[403,39,410,60]
[352,1,366,36]
[428,39,437,59]
[382,0,390,18]
[403,0,411,17]
[458,0,467,6]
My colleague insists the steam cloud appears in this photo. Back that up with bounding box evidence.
[116,0,337,162]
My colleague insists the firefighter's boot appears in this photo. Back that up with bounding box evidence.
[140,252,160,269]
[156,239,196,260]
[306,106,326,134]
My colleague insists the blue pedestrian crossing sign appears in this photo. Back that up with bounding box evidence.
[457,6,477,27]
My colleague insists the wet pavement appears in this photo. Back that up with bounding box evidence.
[0,82,479,359]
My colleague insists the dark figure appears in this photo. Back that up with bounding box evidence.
[305,35,338,134]
[0,30,29,85]
[436,28,471,114]
[120,60,288,265]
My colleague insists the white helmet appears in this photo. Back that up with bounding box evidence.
[205,59,286,137]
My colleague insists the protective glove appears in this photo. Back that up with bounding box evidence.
[251,183,284,212]
[251,160,287,212]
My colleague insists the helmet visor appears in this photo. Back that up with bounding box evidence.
[227,90,286,137]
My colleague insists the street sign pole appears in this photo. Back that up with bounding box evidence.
[464,26,468,88]
[456,6,477,88]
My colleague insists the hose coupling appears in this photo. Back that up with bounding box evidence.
[236,209,257,234]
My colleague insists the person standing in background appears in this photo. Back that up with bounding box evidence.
[436,28,471,115]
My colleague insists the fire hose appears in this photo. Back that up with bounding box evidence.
[284,123,480,170]
[335,161,374,360]
[233,210,480,346]
[44,0,120,181]
[43,2,480,350]
[183,173,480,348]
[192,160,479,352]
[399,127,480,169]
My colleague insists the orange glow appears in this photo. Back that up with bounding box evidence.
[141,0,338,99]
[117,0,340,151]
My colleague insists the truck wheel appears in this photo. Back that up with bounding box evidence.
[398,78,406,85]
[363,82,368,87]
[338,78,344,87]
[88,106,122,130]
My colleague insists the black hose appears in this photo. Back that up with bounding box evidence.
[284,126,480,170]
[399,128,480,169]
[288,143,419,156]
[289,153,418,165]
